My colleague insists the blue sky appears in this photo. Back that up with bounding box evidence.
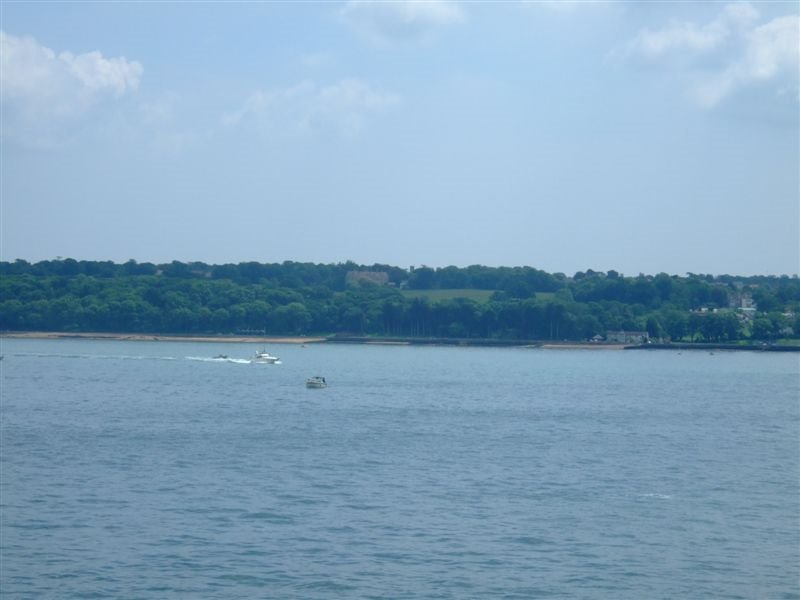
[1,1,798,276]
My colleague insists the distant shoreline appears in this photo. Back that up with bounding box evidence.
[2,331,797,351]
[0,331,327,344]
[1,331,622,349]
[624,342,800,352]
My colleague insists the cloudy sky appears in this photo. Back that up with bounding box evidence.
[1,1,798,276]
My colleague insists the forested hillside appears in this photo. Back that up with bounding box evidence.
[1,259,798,343]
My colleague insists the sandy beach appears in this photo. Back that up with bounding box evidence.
[539,343,626,350]
[1,331,327,344]
[1,331,630,349]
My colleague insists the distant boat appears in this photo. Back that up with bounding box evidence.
[213,354,229,359]
[253,349,279,364]
[306,376,327,388]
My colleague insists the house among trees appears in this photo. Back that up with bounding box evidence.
[606,330,650,344]
[729,291,756,310]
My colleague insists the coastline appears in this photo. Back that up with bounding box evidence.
[1,331,622,349]
[624,342,800,352]
[2,331,796,351]
[0,331,327,344]
[539,343,626,350]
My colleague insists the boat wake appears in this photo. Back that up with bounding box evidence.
[186,356,252,364]
[10,352,276,365]
[10,352,180,361]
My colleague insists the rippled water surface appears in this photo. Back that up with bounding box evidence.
[1,338,798,598]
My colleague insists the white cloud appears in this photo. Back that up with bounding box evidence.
[223,78,400,137]
[624,3,799,108]
[723,1,760,29]
[526,0,604,14]
[0,31,142,121]
[743,15,799,81]
[340,0,464,45]
[628,20,729,57]
[626,2,757,58]
[694,15,799,107]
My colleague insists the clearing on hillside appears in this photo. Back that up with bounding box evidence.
[400,289,555,303]
[400,289,495,303]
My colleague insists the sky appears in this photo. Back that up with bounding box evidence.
[1,1,798,277]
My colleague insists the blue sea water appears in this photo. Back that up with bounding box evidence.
[0,338,798,599]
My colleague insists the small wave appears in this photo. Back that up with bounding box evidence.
[10,352,103,360]
[116,355,179,361]
[507,535,553,547]
[638,493,672,500]
[240,511,294,524]
[9,352,178,361]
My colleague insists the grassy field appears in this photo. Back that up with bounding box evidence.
[400,289,555,303]
[400,289,495,303]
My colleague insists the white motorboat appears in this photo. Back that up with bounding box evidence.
[253,349,280,364]
[306,376,327,388]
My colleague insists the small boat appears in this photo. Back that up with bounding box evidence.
[306,376,327,388]
[213,354,229,359]
[253,349,279,364]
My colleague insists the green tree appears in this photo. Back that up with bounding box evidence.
[661,309,688,341]
[408,266,436,289]
[646,315,664,339]
[274,302,312,334]
[751,317,774,341]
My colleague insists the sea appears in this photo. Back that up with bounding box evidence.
[1,338,798,599]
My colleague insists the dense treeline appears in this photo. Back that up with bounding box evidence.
[1,259,799,342]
